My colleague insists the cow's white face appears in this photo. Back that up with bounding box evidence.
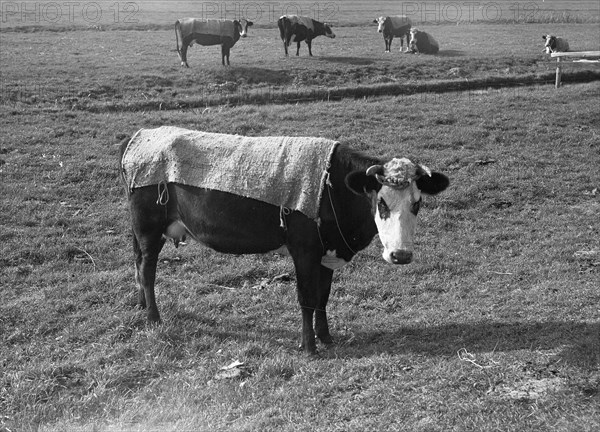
[239,19,253,38]
[409,28,419,51]
[374,16,386,32]
[346,157,449,265]
[369,158,425,264]
[543,34,555,53]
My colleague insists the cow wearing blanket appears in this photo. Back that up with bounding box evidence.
[277,15,335,56]
[120,126,449,354]
[175,18,253,66]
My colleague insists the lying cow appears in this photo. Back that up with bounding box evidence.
[409,28,439,54]
[542,34,569,54]
[175,18,253,66]
[120,127,449,354]
[373,16,412,53]
[277,15,335,56]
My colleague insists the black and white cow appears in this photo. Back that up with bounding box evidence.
[542,34,569,54]
[120,131,449,354]
[373,16,412,53]
[277,15,335,56]
[175,18,253,66]
[408,28,440,54]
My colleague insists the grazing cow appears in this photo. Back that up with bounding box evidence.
[120,127,449,354]
[277,15,335,56]
[373,16,412,53]
[409,28,439,54]
[175,18,253,66]
[542,34,569,54]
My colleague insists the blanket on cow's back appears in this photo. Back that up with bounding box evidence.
[121,126,339,220]
[179,18,235,39]
[284,15,314,32]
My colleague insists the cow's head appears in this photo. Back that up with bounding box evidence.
[409,28,419,52]
[346,158,449,264]
[236,18,253,38]
[373,16,387,33]
[542,34,556,53]
[324,23,336,38]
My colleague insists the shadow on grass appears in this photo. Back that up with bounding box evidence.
[437,49,465,57]
[317,56,376,65]
[348,321,600,359]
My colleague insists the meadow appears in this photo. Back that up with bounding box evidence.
[1,1,600,431]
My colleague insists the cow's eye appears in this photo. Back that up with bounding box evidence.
[411,199,422,215]
[378,198,390,219]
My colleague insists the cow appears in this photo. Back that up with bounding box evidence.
[542,34,569,54]
[119,128,449,354]
[175,18,253,67]
[408,28,440,54]
[373,16,412,53]
[277,15,335,56]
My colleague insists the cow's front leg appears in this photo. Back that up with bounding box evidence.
[289,249,322,354]
[307,39,313,56]
[296,41,301,56]
[314,265,334,345]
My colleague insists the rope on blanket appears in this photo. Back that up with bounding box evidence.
[279,206,291,229]
[156,181,169,205]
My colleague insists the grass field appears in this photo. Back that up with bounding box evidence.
[1,1,600,431]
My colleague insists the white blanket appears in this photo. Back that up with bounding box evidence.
[178,18,235,39]
[121,126,339,220]
[283,15,315,32]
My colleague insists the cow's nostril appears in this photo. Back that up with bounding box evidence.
[391,250,412,264]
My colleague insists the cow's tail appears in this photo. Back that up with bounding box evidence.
[175,20,182,60]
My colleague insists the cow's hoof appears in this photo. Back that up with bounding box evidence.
[318,334,334,345]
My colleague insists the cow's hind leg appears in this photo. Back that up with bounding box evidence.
[314,266,334,345]
[129,187,168,323]
[134,230,165,323]
[296,41,301,56]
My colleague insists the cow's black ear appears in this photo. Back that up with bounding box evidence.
[345,171,381,195]
[416,172,449,195]
[373,19,377,23]
[542,35,547,40]
[248,21,254,26]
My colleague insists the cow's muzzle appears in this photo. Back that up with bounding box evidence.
[388,249,413,265]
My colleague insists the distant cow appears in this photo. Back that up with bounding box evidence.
[175,18,253,66]
[409,28,439,54]
[373,16,412,53]
[277,15,335,56]
[542,34,569,54]
[120,127,449,354]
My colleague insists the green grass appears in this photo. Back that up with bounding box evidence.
[1,82,599,431]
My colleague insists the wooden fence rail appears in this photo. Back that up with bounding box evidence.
[551,51,600,88]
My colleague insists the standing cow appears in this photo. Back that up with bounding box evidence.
[373,16,412,53]
[277,15,335,56]
[409,28,440,54]
[120,127,449,354]
[175,18,253,66]
[542,34,569,54]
